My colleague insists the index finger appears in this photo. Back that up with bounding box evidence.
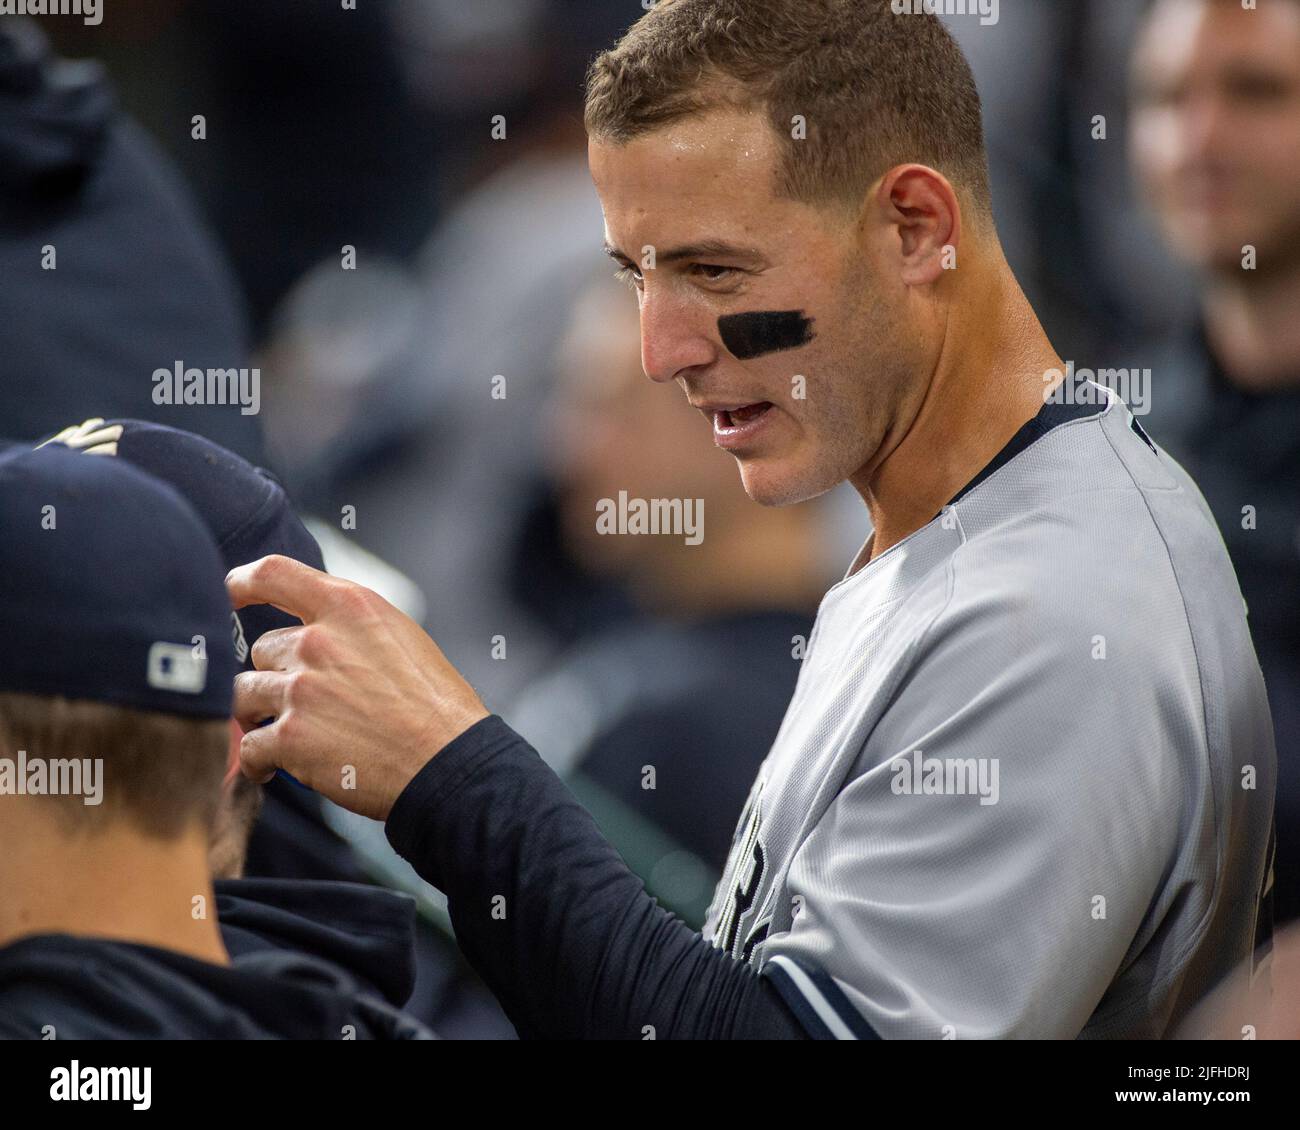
[226,554,336,622]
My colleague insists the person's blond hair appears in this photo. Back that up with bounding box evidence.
[0,692,229,836]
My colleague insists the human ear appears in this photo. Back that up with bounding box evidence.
[876,164,962,287]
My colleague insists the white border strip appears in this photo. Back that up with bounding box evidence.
[767,954,859,1041]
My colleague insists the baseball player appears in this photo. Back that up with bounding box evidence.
[226,0,1276,1038]
[0,444,432,1039]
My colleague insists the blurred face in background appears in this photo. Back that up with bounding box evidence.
[589,107,921,509]
[1131,0,1300,276]
[550,284,743,576]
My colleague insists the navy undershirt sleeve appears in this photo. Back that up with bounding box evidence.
[383,714,809,1040]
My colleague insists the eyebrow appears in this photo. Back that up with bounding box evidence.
[602,239,765,266]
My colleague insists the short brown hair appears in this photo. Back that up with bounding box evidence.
[0,693,229,837]
[585,0,992,215]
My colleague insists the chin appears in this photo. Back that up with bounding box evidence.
[1166,216,1250,275]
[737,457,836,508]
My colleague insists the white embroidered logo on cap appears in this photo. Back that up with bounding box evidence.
[231,612,249,664]
[146,642,207,694]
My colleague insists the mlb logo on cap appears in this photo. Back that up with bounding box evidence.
[146,642,208,695]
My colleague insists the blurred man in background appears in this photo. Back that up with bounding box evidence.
[0,19,263,464]
[948,0,1198,362]
[508,278,829,916]
[1131,0,1300,923]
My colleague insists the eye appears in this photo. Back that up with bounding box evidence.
[614,264,644,291]
[692,264,736,283]
[1134,82,1182,110]
[1224,73,1291,105]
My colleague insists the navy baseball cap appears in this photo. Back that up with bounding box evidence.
[38,418,326,671]
[0,444,236,718]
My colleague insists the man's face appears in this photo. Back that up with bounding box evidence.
[1131,0,1300,275]
[589,108,916,507]
[550,290,741,572]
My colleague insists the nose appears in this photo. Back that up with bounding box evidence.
[1179,89,1231,164]
[638,291,718,384]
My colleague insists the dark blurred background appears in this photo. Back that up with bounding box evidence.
[4,0,1298,1034]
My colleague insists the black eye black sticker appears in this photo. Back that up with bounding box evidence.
[718,311,816,360]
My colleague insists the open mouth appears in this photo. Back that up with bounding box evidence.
[712,402,775,450]
[718,402,773,428]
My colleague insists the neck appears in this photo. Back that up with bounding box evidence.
[0,808,229,966]
[1203,261,1300,391]
[854,255,1063,561]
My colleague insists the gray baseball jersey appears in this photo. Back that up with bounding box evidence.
[703,385,1276,1039]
